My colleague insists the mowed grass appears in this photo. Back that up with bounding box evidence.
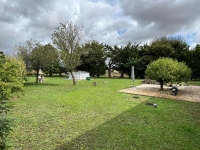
[7,77,200,150]
[189,80,200,86]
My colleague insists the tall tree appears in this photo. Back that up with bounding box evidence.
[139,37,174,63]
[115,42,139,77]
[136,36,189,78]
[184,44,200,79]
[150,40,174,59]
[147,36,189,62]
[104,45,118,77]
[41,44,60,76]
[167,36,189,62]
[52,22,83,85]
[125,58,147,78]
[15,40,59,83]
[30,43,59,82]
[77,40,107,77]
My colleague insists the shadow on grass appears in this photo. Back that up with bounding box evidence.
[24,82,59,87]
[93,77,134,80]
[55,97,200,150]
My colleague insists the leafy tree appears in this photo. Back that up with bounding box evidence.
[147,36,189,62]
[115,42,139,77]
[167,36,189,62]
[150,40,174,59]
[184,44,200,79]
[15,40,59,83]
[145,58,191,90]
[125,58,147,78]
[54,64,68,76]
[139,37,174,63]
[31,43,59,82]
[30,43,47,83]
[133,44,154,78]
[77,40,107,77]
[104,45,119,77]
[136,36,189,78]
[114,44,127,77]
[0,51,26,149]
[40,44,59,76]
[52,22,83,85]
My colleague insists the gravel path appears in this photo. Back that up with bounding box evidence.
[119,84,200,102]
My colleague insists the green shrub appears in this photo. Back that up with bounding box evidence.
[0,51,26,149]
[145,57,191,90]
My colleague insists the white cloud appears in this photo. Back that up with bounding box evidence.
[0,0,200,54]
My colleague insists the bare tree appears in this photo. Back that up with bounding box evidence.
[52,22,84,85]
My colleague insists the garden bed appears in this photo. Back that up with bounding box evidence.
[119,84,200,102]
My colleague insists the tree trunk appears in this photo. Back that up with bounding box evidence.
[49,70,53,76]
[36,61,40,84]
[70,71,76,85]
[120,68,124,78]
[108,64,112,78]
[159,79,164,90]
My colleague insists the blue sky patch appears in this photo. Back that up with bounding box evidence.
[117,30,126,35]
[185,33,196,46]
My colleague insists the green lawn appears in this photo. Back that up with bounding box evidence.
[189,80,200,86]
[7,77,200,150]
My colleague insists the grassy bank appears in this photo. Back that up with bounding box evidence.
[7,77,200,150]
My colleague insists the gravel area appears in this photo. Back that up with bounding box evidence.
[119,84,200,102]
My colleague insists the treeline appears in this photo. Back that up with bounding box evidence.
[14,22,200,80]
[15,36,200,80]
[101,36,200,79]
[80,36,200,79]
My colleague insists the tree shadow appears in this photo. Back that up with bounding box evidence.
[24,82,59,87]
[55,97,200,150]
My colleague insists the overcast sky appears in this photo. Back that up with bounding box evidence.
[1,0,200,54]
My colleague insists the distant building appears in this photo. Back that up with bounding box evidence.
[28,69,44,75]
[105,70,129,77]
[67,71,90,80]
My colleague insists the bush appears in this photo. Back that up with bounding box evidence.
[0,52,26,149]
[145,57,191,90]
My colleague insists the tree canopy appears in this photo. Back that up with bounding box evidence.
[15,40,59,83]
[113,42,140,77]
[184,44,200,79]
[104,44,119,77]
[77,40,107,77]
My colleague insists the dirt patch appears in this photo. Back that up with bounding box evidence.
[119,84,200,102]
